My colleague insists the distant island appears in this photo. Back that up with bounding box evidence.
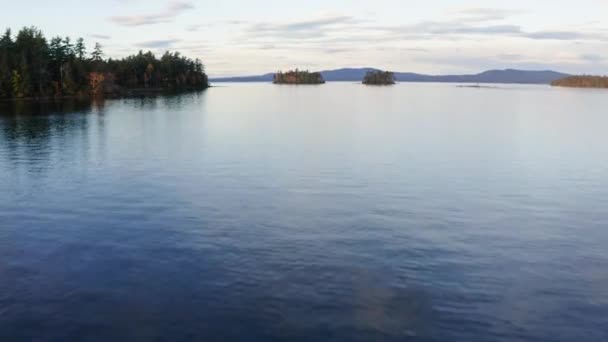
[362,70,395,85]
[551,76,608,89]
[212,68,570,85]
[0,26,209,101]
[273,70,325,84]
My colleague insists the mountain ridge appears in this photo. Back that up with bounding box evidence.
[211,68,570,85]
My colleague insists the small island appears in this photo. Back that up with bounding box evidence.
[551,75,608,89]
[0,26,209,101]
[362,70,396,85]
[273,69,325,84]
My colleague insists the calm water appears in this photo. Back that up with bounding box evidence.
[1,83,608,341]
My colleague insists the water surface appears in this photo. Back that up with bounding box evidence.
[1,83,608,341]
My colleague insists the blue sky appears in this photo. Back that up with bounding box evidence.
[1,0,607,76]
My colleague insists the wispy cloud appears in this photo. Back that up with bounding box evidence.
[187,24,202,32]
[323,47,356,54]
[137,38,181,49]
[395,21,522,36]
[89,34,111,40]
[235,9,606,46]
[496,54,526,61]
[109,1,195,27]
[452,8,524,22]
[281,15,360,31]
[245,15,361,39]
[580,54,604,62]
[521,31,604,40]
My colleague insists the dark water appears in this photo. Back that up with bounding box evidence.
[1,83,608,341]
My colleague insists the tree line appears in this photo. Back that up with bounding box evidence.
[0,26,209,100]
[551,75,608,89]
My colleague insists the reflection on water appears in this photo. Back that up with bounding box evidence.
[1,84,608,341]
[0,100,100,177]
[0,99,99,116]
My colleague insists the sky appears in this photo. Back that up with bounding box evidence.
[1,0,607,77]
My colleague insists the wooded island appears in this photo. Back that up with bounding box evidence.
[0,27,209,101]
[362,70,396,85]
[273,70,325,84]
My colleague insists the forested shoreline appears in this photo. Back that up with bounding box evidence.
[0,27,209,101]
[551,76,608,89]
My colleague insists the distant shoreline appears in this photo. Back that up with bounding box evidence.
[211,79,562,85]
[210,68,571,85]
[551,76,608,89]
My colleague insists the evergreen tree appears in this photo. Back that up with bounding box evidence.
[91,42,103,62]
[63,36,75,59]
[75,38,86,60]
[0,29,13,97]
[49,37,65,63]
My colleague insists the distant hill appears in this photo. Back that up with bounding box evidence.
[211,68,570,85]
[394,69,571,84]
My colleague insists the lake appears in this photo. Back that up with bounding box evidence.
[1,82,607,341]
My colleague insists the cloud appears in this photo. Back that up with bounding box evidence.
[89,34,111,40]
[109,1,194,26]
[402,21,522,35]
[246,15,360,38]
[381,21,605,43]
[137,38,181,49]
[521,31,604,40]
[227,10,608,66]
[259,44,277,50]
[237,11,528,45]
[323,47,355,54]
[580,54,604,62]
[496,54,526,61]
[187,24,202,32]
[453,8,524,22]
[282,15,359,31]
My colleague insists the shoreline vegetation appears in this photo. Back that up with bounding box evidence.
[362,70,395,85]
[551,76,608,89]
[273,70,325,84]
[0,27,209,102]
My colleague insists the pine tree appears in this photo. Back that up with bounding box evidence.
[91,42,103,61]
[63,36,75,59]
[75,38,86,60]
[0,29,13,98]
[49,36,65,63]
